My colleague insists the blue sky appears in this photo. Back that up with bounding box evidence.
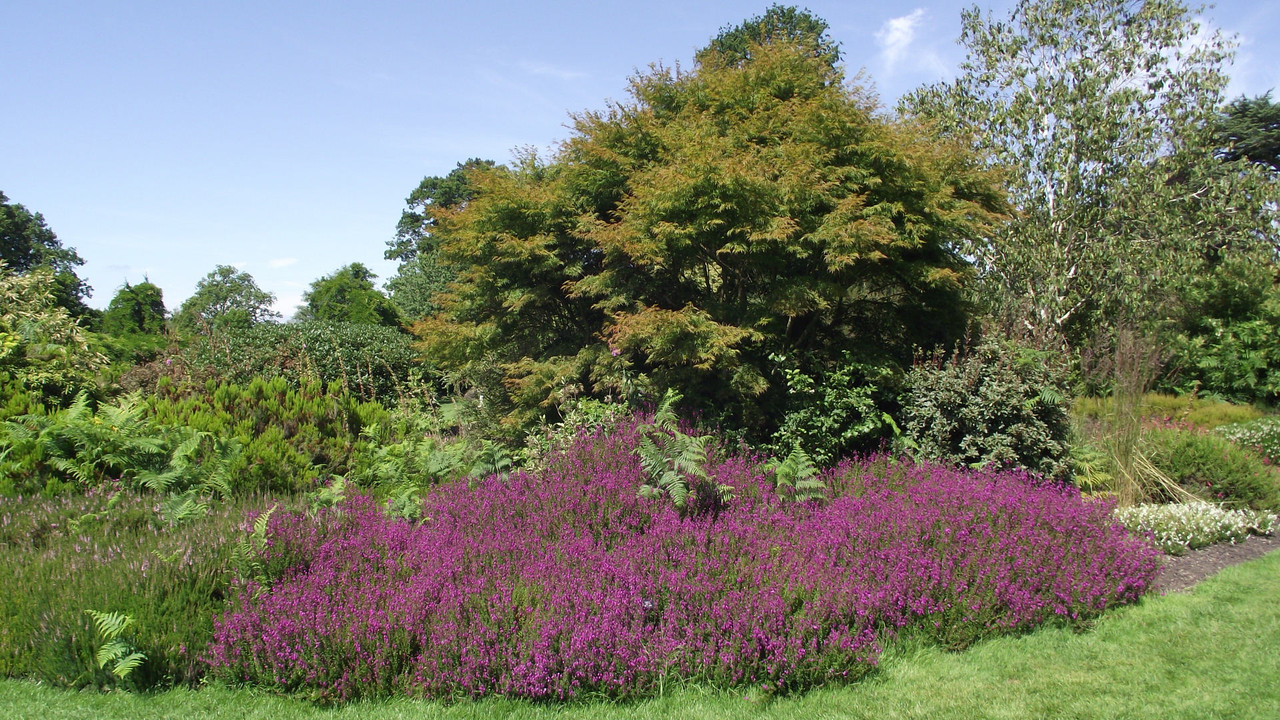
[4,1,1278,318]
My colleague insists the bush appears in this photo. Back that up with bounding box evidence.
[1073,393,1264,431]
[129,321,422,406]
[1144,427,1280,511]
[1162,284,1280,405]
[1218,416,1280,465]
[0,490,292,689]
[1114,501,1277,555]
[207,420,1157,702]
[901,339,1072,480]
[0,393,238,502]
[768,353,899,465]
[0,266,107,407]
[144,376,388,494]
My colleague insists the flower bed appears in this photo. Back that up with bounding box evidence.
[1115,501,1277,555]
[208,422,1159,701]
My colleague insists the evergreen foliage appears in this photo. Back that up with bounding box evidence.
[1215,92,1280,172]
[1144,427,1280,512]
[144,376,387,494]
[902,339,1073,480]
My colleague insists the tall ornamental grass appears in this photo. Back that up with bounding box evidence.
[209,420,1158,702]
[0,488,291,689]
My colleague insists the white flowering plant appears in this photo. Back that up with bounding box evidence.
[1114,501,1277,556]
[1218,417,1280,466]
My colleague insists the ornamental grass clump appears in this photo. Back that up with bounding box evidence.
[208,419,1158,702]
[0,488,291,688]
[1114,501,1277,555]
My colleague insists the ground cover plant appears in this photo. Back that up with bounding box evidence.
[1114,501,1277,555]
[3,550,1279,719]
[1218,416,1280,465]
[1143,427,1280,511]
[207,418,1158,702]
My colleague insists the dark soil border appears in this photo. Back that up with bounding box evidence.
[1151,533,1280,594]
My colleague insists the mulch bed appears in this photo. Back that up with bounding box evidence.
[1151,533,1280,594]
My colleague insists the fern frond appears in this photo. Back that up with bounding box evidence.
[111,651,146,679]
[652,388,682,432]
[160,492,209,524]
[86,609,133,640]
[95,638,130,670]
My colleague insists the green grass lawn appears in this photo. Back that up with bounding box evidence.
[4,550,1278,720]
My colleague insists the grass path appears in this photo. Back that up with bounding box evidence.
[4,550,1278,720]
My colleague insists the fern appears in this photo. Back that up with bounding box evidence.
[636,389,731,516]
[308,476,348,516]
[468,440,513,480]
[85,609,146,680]
[233,504,278,597]
[764,446,825,503]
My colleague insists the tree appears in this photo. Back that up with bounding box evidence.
[903,0,1273,348]
[415,15,1004,435]
[295,263,402,327]
[102,281,167,336]
[1215,92,1280,172]
[0,263,107,404]
[98,280,169,365]
[386,159,496,320]
[697,4,841,68]
[175,265,280,333]
[0,190,91,318]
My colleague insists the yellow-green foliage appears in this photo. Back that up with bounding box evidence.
[1073,392,1263,430]
[413,34,1005,435]
[0,265,106,405]
[145,376,388,493]
[1144,428,1280,512]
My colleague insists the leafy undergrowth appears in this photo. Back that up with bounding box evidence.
[208,420,1158,702]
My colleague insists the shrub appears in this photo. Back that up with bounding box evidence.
[0,490,292,689]
[769,353,899,465]
[901,339,1072,480]
[207,420,1157,702]
[129,321,422,406]
[1164,316,1280,405]
[1144,427,1280,511]
[1073,393,1263,431]
[0,393,238,503]
[0,266,107,406]
[1218,416,1280,465]
[144,376,388,494]
[1114,501,1277,555]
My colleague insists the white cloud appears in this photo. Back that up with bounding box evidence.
[517,60,587,81]
[268,257,298,268]
[274,292,305,320]
[876,9,927,73]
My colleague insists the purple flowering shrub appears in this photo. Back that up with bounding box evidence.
[208,420,1158,701]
